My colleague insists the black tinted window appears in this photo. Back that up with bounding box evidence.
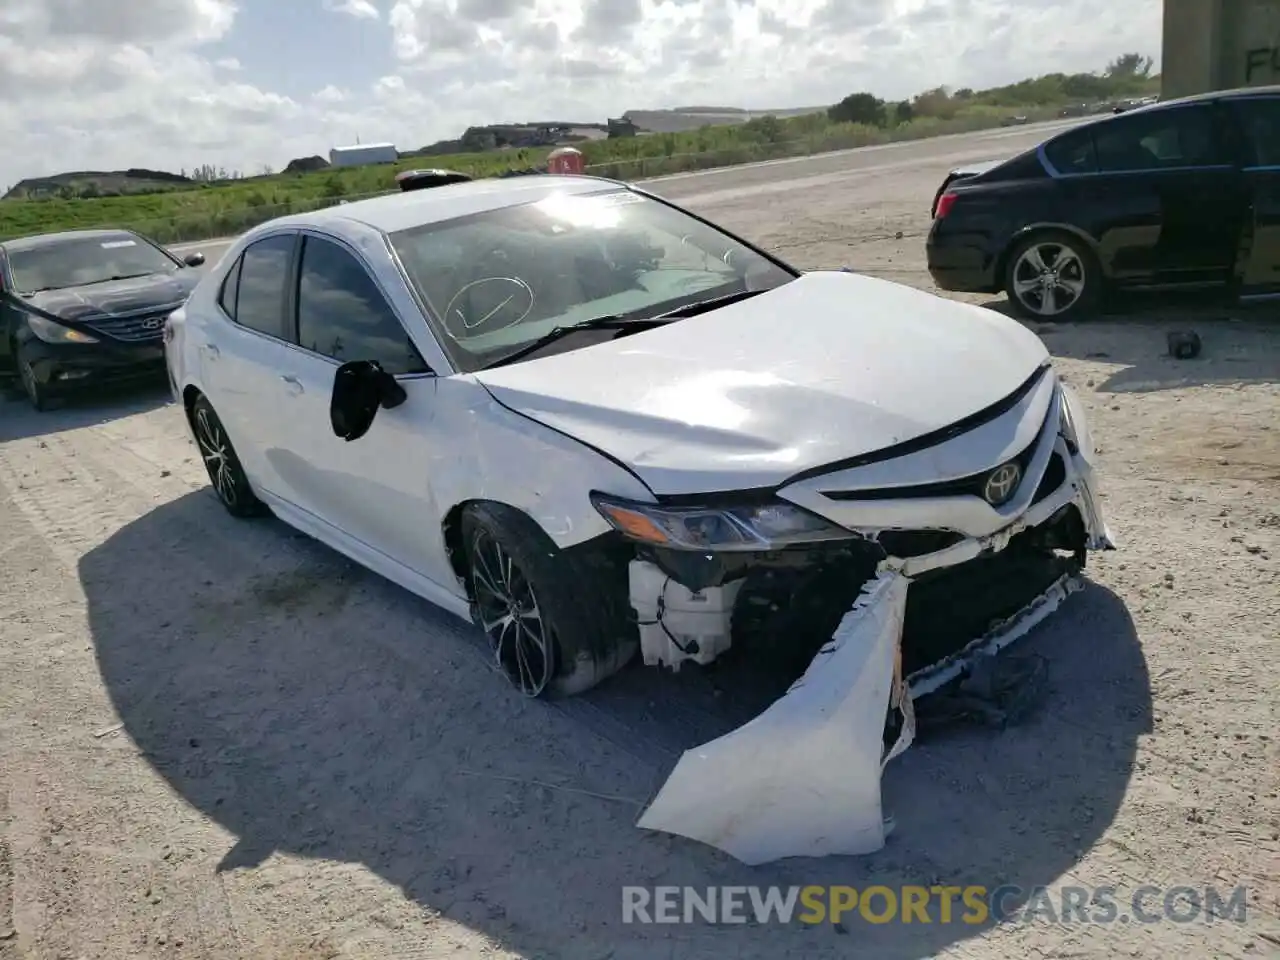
[1093,106,1222,172]
[1043,129,1098,175]
[217,255,242,317]
[235,235,295,339]
[1229,96,1280,166]
[295,236,428,375]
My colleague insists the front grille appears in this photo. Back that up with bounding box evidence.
[825,433,1040,502]
[84,305,180,343]
[901,548,1078,676]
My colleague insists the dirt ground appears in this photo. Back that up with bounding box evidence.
[1,151,1278,960]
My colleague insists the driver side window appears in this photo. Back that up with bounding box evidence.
[295,236,430,375]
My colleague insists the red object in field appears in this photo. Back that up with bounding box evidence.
[934,192,958,219]
[547,147,585,175]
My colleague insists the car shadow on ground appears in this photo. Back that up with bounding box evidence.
[0,376,171,442]
[979,294,1280,393]
[81,490,1150,960]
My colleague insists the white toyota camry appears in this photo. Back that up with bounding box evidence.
[165,173,1114,712]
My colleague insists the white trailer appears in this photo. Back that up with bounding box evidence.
[328,143,398,167]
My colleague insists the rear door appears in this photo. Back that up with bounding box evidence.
[1044,105,1246,285]
[200,232,300,497]
[1222,93,1280,297]
[1093,104,1245,285]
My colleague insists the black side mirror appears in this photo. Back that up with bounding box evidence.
[330,360,407,441]
[184,252,206,267]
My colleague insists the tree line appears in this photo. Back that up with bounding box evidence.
[828,53,1157,128]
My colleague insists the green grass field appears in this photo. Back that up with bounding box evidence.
[0,108,1057,245]
[0,63,1160,245]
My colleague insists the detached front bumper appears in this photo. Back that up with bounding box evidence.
[632,372,1115,863]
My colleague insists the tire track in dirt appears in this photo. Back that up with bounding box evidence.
[0,784,15,957]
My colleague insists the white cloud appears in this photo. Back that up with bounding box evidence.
[214,56,241,70]
[312,84,350,104]
[323,0,381,19]
[0,0,1162,197]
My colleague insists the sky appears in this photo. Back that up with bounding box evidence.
[0,0,1162,190]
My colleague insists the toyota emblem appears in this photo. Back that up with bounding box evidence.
[982,461,1022,506]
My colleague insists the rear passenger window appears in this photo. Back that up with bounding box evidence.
[217,255,242,317]
[295,236,429,375]
[1093,106,1223,172]
[1229,96,1280,166]
[233,234,295,340]
[1043,129,1098,175]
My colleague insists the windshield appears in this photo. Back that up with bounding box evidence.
[387,188,796,371]
[8,234,180,293]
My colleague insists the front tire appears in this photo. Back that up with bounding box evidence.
[190,394,266,518]
[16,343,53,411]
[461,502,636,698]
[1004,231,1100,322]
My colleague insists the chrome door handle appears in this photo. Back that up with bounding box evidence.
[280,374,303,395]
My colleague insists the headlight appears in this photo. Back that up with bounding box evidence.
[591,494,852,551]
[27,315,98,344]
[1059,384,1092,456]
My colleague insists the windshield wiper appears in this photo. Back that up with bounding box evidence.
[652,288,769,320]
[482,314,666,369]
[75,273,157,286]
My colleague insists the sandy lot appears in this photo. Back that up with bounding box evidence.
[1,147,1278,960]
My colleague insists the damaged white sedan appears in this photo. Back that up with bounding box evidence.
[166,173,1113,863]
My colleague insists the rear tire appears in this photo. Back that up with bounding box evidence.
[190,394,266,518]
[1004,231,1100,322]
[461,502,636,698]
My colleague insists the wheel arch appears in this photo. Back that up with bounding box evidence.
[182,384,203,426]
[441,498,484,595]
[996,222,1108,287]
[441,497,629,601]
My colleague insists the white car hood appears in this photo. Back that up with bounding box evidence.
[473,271,1049,495]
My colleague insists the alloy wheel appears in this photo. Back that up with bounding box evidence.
[194,406,239,507]
[469,528,554,696]
[1010,241,1087,318]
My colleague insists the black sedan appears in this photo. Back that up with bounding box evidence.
[0,228,206,409]
[927,85,1280,321]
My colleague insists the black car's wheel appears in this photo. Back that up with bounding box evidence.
[190,394,265,518]
[16,343,53,411]
[1004,231,1100,322]
[461,502,636,698]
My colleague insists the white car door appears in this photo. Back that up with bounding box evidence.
[269,232,458,590]
[199,232,301,499]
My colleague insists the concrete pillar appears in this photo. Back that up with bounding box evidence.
[1162,0,1280,97]
[1162,0,1225,98]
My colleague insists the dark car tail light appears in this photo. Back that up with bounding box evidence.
[934,192,959,219]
